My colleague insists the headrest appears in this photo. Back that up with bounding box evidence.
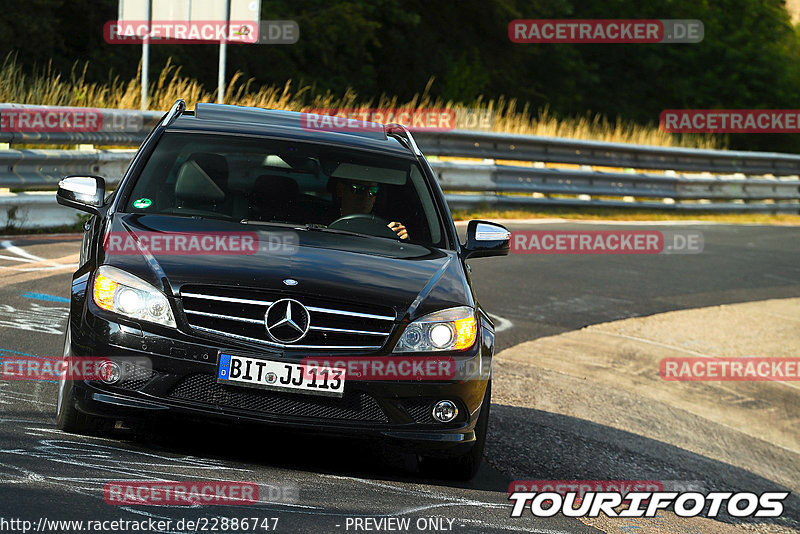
[188,153,228,186]
[175,159,226,202]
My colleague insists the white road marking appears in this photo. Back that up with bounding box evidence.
[0,302,69,334]
[0,383,56,408]
[0,436,321,534]
[1,265,75,272]
[391,502,510,515]
[320,473,511,511]
[0,240,76,272]
[0,241,47,262]
[489,313,513,332]
[0,431,556,531]
[0,255,35,263]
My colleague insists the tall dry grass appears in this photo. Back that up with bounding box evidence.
[0,56,722,149]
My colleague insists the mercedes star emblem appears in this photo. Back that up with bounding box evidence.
[264,298,310,343]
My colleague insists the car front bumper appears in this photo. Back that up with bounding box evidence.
[66,308,492,453]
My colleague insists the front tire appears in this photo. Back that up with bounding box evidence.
[56,322,105,434]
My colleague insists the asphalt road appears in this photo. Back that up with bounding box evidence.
[0,222,798,533]
[471,221,800,351]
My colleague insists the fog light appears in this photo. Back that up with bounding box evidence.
[432,400,458,423]
[98,361,121,384]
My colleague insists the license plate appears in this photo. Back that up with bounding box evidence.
[216,352,345,398]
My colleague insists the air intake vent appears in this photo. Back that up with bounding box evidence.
[169,373,387,422]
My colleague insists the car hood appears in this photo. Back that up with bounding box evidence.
[101,214,472,320]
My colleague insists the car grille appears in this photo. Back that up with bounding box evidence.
[117,366,156,391]
[401,399,436,424]
[179,285,396,350]
[169,374,388,422]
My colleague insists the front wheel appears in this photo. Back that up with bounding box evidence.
[420,380,491,481]
[56,323,105,434]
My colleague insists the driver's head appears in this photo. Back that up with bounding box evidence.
[333,178,379,216]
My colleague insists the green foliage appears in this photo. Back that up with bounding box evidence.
[3,0,800,151]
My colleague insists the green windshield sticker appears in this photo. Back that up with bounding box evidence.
[133,198,152,209]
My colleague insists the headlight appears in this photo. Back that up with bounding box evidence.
[92,265,176,328]
[394,306,477,353]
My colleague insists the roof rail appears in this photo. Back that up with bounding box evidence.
[384,123,423,156]
[163,99,186,127]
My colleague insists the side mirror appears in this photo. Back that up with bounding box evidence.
[463,220,510,259]
[57,175,106,215]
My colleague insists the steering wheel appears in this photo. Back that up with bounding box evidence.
[328,213,399,239]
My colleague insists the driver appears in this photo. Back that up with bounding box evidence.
[328,178,409,240]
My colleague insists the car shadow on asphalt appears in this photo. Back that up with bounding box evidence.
[119,413,510,495]
[487,404,800,529]
[72,401,799,529]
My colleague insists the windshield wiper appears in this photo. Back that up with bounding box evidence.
[300,224,366,237]
[240,220,369,238]
[239,219,300,228]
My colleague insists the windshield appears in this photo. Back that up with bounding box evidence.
[122,133,446,248]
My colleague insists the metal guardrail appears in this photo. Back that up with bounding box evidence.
[0,105,798,226]
[0,105,162,146]
[0,149,134,189]
[432,161,800,212]
[0,191,79,229]
[5,105,800,173]
[416,130,800,176]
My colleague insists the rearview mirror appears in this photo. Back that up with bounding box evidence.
[463,220,510,259]
[57,175,106,215]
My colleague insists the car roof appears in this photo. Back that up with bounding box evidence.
[166,103,416,158]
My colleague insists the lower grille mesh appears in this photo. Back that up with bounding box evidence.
[169,374,387,422]
[402,399,436,424]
